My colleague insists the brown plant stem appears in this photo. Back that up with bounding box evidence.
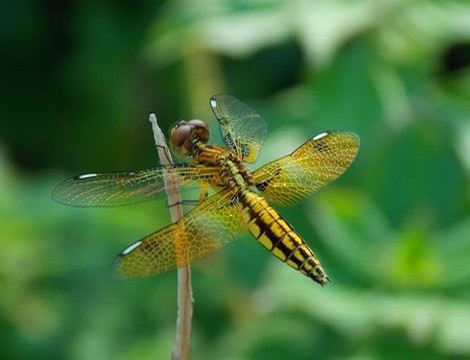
[149,113,193,360]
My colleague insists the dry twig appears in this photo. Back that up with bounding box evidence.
[149,114,193,360]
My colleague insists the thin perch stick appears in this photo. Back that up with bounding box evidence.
[149,114,193,360]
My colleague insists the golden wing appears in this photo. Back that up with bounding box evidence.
[253,131,360,206]
[115,189,246,277]
[210,94,267,163]
[53,165,220,207]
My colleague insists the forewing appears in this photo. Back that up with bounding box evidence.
[115,189,246,277]
[253,131,360,206]
[210,94,267,163]
[53,165,219,207]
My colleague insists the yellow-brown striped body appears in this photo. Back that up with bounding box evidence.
[239,190,329,285]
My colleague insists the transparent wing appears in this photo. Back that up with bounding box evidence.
[115,189,246,277]
[53,165,220,207]
[210,94,267,163]
[253,131,360,206]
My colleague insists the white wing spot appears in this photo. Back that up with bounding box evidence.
[210,98,217,108]
[78,173,97,180]
[313,132,329,140]
[121,241,142,255]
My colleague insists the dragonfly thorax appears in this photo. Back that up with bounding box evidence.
[170,119,210,157]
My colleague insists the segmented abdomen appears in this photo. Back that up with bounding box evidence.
[239,191,329,285]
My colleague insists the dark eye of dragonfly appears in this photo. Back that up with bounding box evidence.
[170,119,210,157]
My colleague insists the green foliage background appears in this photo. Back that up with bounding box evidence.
[1,1,469,359]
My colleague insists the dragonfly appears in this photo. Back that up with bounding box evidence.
[53,95,359,286]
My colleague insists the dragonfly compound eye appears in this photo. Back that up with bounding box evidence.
[187,119,210,144]
[170,121,192,156]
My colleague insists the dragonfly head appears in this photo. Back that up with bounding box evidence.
[170,119,210,157]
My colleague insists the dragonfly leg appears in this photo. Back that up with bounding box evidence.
[167,199,200,208]
[166,181,211,208]
[199,181,209,202]
[156,144,173,164]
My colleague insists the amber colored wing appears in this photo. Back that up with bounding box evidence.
[210,94,267,163]
[53,164,220,207]
[115,189,246,277]
[253,131,360,206]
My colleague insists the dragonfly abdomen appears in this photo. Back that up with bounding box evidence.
[239,191,329,285]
